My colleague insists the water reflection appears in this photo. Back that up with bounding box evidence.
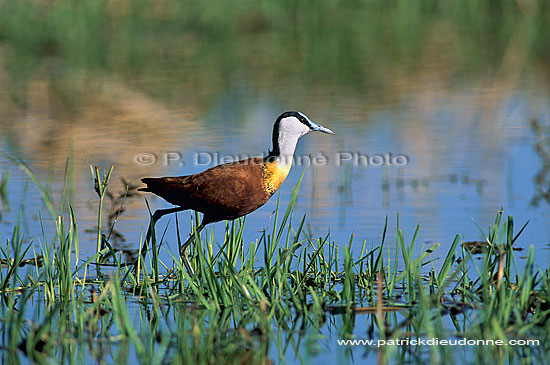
[1,3,550,363]
[0,62,549,268]
[531,118,550,207]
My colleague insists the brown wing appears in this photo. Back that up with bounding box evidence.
[139,157,270,223]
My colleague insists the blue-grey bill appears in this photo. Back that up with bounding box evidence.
[311,122,334,135]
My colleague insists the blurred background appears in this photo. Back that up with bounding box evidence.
[0,0,549,265]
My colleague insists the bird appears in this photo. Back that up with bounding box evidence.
[138,111,334,275]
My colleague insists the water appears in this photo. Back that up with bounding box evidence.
[1,70,549,269]
[1,4,550,363]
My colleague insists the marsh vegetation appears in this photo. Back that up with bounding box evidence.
[0,161,548,363]
[1,0,550,363]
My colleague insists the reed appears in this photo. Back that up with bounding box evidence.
[0,158,548,363]
[0,0,547,98]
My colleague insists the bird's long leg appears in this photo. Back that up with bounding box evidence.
[141,206,186,261]
[179,222,206,277]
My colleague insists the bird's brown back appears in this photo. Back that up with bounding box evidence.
[139,157,276,224]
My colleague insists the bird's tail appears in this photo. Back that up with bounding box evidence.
[138,178,160,193]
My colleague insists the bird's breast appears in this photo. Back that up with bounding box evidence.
[260,160,291,196]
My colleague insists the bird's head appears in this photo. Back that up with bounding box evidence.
[275,111,334,138]
[268,111,333,159]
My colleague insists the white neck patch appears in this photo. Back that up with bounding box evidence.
[275,116,311,166]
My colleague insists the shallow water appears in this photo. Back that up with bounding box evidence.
[1,5,550,363]
[0,70,549,270]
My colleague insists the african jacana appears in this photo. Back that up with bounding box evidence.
[138,111,333,275]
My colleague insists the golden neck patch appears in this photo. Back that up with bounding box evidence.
[261,160,292,196]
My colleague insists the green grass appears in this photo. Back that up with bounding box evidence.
[0,157,549,363]
[0,0,548,107]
